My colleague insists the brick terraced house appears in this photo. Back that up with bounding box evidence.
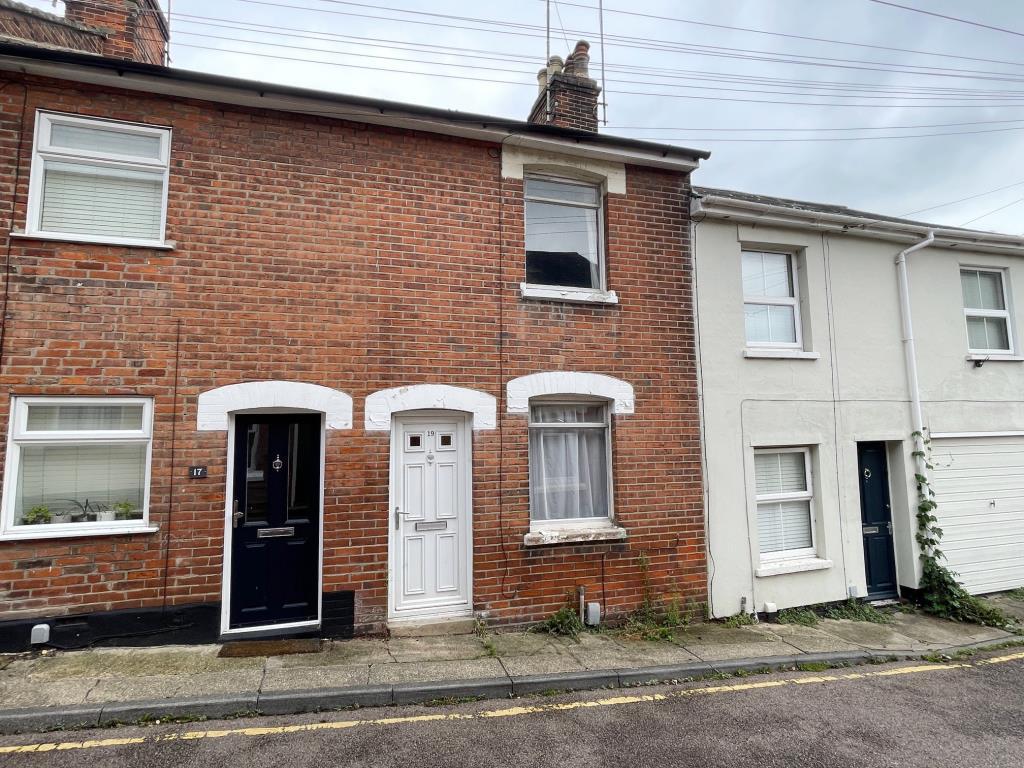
[0,1,709,647]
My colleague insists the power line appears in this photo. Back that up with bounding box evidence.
[168,29,1024,103]
[87,0,1024,85]
[960,197,1024,226]
[608,119,1024,132]
[867,1,1024,39]
[166,14,1024,99]
[615,125,1024,142]
[547,0,1024,70]
[902,180,1024,217]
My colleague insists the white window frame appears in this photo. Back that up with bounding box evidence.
[528,398,614,530]
[742,250,803,350]
[0,396,156,540]
[25,111,172,248]
[961,266,1015,355]
[754,447,816,562]
[523,173,607,292]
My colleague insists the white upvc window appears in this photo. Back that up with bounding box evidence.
[25,112,171,248]
[1,397,155,540]
[961,267,1014,354]
[528,400,612,527]
[742,250,802,348]
[754,448,816,561]
[524,175,605,291]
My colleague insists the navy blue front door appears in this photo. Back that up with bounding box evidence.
[857,442,899,600]
[229,414,321,630]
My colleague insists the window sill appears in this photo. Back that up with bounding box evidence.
[743,348,820,360]
[0,524,159,542]
[10,231,175,250]
[520,283,619,305]
[524,525,628,547]
[966,353,1024,362]
[755,557,832,578]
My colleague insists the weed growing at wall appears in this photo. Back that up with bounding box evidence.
[913,431,1013,628]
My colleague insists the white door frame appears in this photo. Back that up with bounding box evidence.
[387,410,474,624]
[219,411,326,637]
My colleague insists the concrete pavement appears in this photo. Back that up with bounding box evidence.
[0,600,1019,734]
[1,649,1022,766]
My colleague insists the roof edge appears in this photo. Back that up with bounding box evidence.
[0,41,709,169]
[693,187,1024,255]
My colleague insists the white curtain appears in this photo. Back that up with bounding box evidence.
[530,406,608,521]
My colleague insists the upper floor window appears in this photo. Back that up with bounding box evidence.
[961,268,1013,354]
[525,175,604,290]
[1,397,153,539]
[754,448,815,560]
[742,250,801,348]
[26,112,171,247]
[529,401,611,526]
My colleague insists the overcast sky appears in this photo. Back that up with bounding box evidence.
[23,0,1024,234]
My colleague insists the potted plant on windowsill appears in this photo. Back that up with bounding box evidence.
[112,501,139,521]
[21,505,51,526]
[62,499,100,523]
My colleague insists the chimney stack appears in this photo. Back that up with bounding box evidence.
[63,0,169,65]
[528,40,601,133]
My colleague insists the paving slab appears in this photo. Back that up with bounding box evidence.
[261,664,370,691]
[498,651,587,677]
[888,612,1012,646]
[86,668,265,703]
[816,619,928,651]
[385,635,488,662]
[367,658,507,684]
[7,646,260,681]
[486,631,561,657]
[267,638,392,668]
[0,677,98,708]
[684,640,797,662]
[566,637,700,670]
[758,623,862,653]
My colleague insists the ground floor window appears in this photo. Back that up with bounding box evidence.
[754,447,815,559]
[1,397,153,538]
[529,401,611,525]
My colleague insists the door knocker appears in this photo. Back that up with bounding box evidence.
[863,468,872,480]
[272,454,284,472]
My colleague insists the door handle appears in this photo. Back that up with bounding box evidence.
[394,505,409,529]
[232,499,243,528]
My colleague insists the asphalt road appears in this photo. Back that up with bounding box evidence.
[1,653,1022,767]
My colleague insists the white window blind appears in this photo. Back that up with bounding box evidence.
[27,113,170,246]
[742,250,801,347]
[40,162,164,241]
[961,268,1012,353]
[26,403,145,432]
[16,444,146,518]
[754,450,815,557]
[529,403,610,522]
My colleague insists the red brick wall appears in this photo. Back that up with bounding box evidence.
[0,6,105,56]
[48,0,167,65]
[0,73,706,633]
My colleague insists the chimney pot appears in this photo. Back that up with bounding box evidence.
[527,40,601,132]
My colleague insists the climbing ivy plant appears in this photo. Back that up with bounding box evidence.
[912,430,1012,628]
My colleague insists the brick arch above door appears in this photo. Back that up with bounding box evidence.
[364,385,497,431]
[196,381,354,431]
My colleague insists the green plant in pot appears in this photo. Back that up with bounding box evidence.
[62,498,101,523]
[21,505,51,526]
[112,501,139,521]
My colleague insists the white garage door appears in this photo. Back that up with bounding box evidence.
[930,436,1024,594]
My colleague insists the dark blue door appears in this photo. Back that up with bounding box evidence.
[229,414,321,630]
[857,442,898,600]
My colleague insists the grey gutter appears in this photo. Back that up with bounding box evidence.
[0,41,709,168]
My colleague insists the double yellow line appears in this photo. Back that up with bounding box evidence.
[3,651,1022,755]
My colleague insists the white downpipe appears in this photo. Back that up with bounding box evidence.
[895,230,935,475]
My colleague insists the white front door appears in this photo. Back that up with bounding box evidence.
[390,412,472,620]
